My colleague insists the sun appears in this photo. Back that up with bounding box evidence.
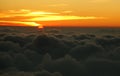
[21,21,44,29]
[38,25,44,29]
[22,22,39,26]
[0,21,44,28]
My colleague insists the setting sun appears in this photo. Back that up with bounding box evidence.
[0,9,107,27]
[0,0,120,27]
[0,21,43,27]
[0,0,120,75]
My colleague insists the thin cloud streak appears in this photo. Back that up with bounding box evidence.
[48,4,68,7]
[0,21,42,27]
[26,16,103,21]
[0,9,59,18]
[90,0,110,3]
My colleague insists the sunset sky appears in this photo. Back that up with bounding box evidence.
[0,0,120,27]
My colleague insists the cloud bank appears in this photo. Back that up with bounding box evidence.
[0,9,105,27]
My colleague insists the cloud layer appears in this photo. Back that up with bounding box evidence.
[0,9,105,27]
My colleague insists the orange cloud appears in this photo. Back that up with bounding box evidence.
[8,9,31,14]
[0,9,105,21]
[0,21,41,26]
[62,11,73,14]
[48,4,68,7]
[90,0,110,3]
[0,9,106,27]
[27,16,103,21]
[0,9,59,18]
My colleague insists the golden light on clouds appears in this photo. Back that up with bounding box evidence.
[27,16,101,21]
[0,9,106,27]
[48,4,68,7]
[0,21,42,27]
[28,11,59,15]
[0,0,119,27]
[8,9,31,13]
[90,0,110,3]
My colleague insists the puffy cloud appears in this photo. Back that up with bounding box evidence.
[85,58,120,76]
[0,52,14,70]
[32,34,69,58]
[0,28,120,75]
[69,43,105,60]
[42,55,85,76]
[0,41,21,52]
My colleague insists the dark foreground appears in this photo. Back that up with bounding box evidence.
[0,26,120,76]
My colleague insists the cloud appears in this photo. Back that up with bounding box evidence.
[0,21,42,27]
[90,0,110,3]
[0,9,59,18]
[62,11,72,13]
[48,4,68,7]
[0,9,106,26]
[26,16,100,21]
[61,11,73,14]
[8,9,31,13]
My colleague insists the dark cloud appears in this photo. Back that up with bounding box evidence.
[0,41,21,52]
[85,58,120,76]
[42,55,85,76]
[69,43,105,60]
[32,34,69,58]
[0,52,14,70]
[0,27,120,76]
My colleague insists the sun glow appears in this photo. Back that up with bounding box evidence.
[0,21,43,28]
[0,9,108,27]
[38,25,44,29]
[28,11,59,15]
[0,0,120,28]
[18,22,40,26]
[27,16,101,21]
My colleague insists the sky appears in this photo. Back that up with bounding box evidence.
[0,0,120,27]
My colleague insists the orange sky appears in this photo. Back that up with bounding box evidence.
[0,0,120,27]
